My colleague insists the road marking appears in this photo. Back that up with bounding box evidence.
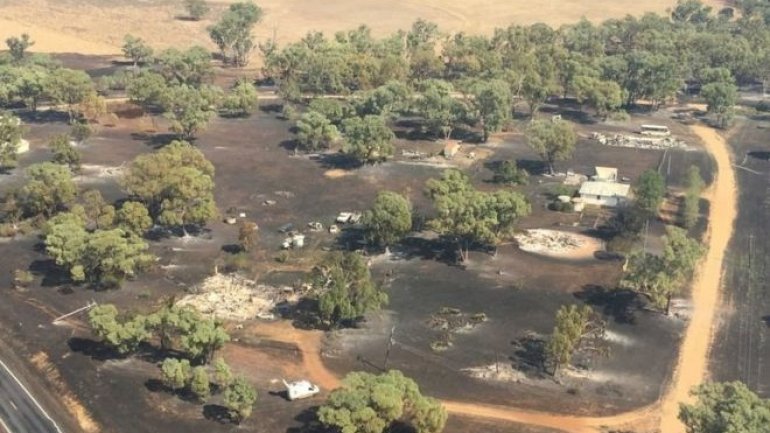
[0,358,64,433]
[0,414,14,433]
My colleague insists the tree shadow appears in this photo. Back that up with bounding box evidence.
[279,139,299,153]
[221,244,242,254]
[540,104,596,125]
[268,389,291,401]
[515,159,547,176]
[762,315,770,327]
[203,404,232,424]
[144,378,199,402]
[286,406,324,433]
[316,153,362,170]
[29,258,72,287]
[173,15,202,22]
[509,333,547,378]
[67,337,124,362]
[218,111,251,119]
[260,103,283,114]
[130,132,181,149]
[15,110,71,124]
[394,236,464,267]
[573,285,642,325]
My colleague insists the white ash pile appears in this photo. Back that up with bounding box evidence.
[177,273,298,321]
[462,363,524,383]
[515,229,584,254]
[591,132,686,150]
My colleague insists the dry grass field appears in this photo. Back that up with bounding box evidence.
[0,0,726,58]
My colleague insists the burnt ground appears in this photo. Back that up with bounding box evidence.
[0,54,717,432]
[709,117,770,397]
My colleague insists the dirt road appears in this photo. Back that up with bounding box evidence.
[657,125,737,432]
[248,122,736,432]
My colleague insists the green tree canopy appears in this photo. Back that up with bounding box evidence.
[122,140,217,231]
[308,98,353,125]
[426,169,531,261]
[115,201,153,236]
[318,370,447,433]
[161,84,221,139]
[19,162,77,218]
[208,1,263,66]
[415,79,468,140]
[154,46,213,87]
[362,191,412,248]
[679,381,770,433]
[621,226,704,313]
[214,357,233,387]
[491,160,529,185]
[179,317,230,363]
[682,165,705,229]
[5,34,34,63]
[0,112,23,170]
[190,366,211,400]
[634,169,666,216]
[161,357,192,390]
[468,79,512,142]
[701,68,737,129]
[526,119,577,175]
[223,377,258,423]
[295,111,340,152]
[45,224,153,286]
[49,133,81,172]
[183,0,210,21]
[126,70,169,109]
[311,251,388,327]
[341,115,395,164]
[121,35,154,68]
[87,304,149,355]
[545,304,603,375]
[221,78,258,116]
[79,189,115,230]
[45,68,93,121]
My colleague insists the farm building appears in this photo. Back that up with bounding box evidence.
[592,166,618,182]
[442,141,461,159]
[578,181,631,207]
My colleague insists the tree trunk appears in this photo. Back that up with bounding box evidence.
[665,293,672,316]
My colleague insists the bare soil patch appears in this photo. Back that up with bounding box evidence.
[0,0,726,61]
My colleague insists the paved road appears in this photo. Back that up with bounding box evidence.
[0,358,63,433]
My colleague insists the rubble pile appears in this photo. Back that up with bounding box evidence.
[591,132,687,150]
[177,273,298,321]
[463,363,525,383]
[427,307,487,352]
[515,229,585,254]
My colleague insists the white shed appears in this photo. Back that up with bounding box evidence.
[592,166,618,183]
[579,181,631,207]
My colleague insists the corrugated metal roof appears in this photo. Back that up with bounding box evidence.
[579,181,630,197]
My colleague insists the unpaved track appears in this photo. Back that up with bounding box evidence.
[657,125,737,432]
[251,123,736,432]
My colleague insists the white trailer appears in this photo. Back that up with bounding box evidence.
[282,379,320,400]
